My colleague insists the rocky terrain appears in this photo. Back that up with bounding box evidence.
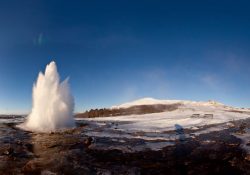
[1,98,250,174]
[1,116,250,174]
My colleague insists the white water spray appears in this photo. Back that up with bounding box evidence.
[19,61,75,132]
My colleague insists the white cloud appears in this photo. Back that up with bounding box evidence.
[201,74,217,88]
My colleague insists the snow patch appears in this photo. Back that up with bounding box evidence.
[112,97,224,109]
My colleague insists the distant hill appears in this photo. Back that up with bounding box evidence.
[75,97,226,118]
[111,97,224,108]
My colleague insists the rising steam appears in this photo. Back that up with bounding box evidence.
[19,61,75,132]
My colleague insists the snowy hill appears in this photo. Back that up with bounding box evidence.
[81,97,250,133]
[77,98,242,118]
[111,97,225,109]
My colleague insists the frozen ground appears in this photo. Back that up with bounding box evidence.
[0,115,24,124]
[1,98,250,174]
[2,114,250,174]
[1,116,250,174]
[77,98,250,147]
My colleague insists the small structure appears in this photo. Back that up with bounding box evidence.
[190,113,213,119]
[203,114,213,119]
[191,114,200,118]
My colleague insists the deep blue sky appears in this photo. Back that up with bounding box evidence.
[0,0,250,114]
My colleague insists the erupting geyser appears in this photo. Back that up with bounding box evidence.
[19,61,75,132]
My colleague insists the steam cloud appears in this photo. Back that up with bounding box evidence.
[19,61,75,132]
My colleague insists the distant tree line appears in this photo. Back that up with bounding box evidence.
[75,103,181,118]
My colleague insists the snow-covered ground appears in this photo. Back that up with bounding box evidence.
[81,98,250,132]
[83,109,249,133]
[77,98,250,143]
[0,116,25,124]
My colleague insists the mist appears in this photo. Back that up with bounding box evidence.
[18,61,75,132]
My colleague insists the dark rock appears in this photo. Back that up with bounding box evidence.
[16,140,22,145]
[48,144,61,148]
[22,159,41,173]
[84,137,93,147]
[3,147,14,156]
[24,143,33,152]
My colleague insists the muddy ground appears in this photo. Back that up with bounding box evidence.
[1,118,250,175]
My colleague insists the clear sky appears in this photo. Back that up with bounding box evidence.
[0,0,250,114]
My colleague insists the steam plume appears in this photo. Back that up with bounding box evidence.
[19,61,75,132]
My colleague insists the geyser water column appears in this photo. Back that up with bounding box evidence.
[19,61,75,132]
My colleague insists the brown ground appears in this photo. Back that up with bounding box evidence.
[1,119,250,175]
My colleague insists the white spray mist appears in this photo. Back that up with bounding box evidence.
[19,61,75,132]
